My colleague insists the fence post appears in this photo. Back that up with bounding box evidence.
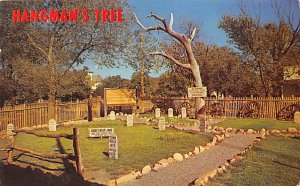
[73,128,84,177]
[7,136,14,164]
[76,99,80,120]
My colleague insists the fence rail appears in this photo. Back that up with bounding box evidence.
[0,99,101,132]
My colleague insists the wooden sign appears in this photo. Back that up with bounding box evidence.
[188,87,207,98]
[199,117,206,133]
[105,88,136,105]
[109,134,118,159]
[89,128,114,138]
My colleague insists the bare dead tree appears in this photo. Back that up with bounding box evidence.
[134,12,205,114]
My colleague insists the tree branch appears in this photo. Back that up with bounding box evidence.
[27,33,48,57]
[134,13,165,32]
[150,51,191,69]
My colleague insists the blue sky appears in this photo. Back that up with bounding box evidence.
[87,0,299,79]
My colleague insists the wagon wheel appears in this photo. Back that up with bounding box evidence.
[277,103,300,121]
[210,103,224,117]
[238,101,260,118]
[178,102,192,116]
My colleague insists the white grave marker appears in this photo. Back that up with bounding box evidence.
[158,117,166,131]
[181,107,187,118]
[126,115,133,126]
[109,134,118,159]
[155,108,161,118]
[7,123,14,136]
[109,111,116,120]
[48,119,57,132]
[168,108,173,118]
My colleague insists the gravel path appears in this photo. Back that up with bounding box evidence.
[122,133,258,186]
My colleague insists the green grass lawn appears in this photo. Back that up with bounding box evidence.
[0,120,212,178]
[208,136,300,186]
[212,118,300,130]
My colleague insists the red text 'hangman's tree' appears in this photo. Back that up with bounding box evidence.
[134,12,205,114]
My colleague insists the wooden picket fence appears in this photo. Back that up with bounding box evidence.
[205,97,300,119]
[139,97,300,119]
[0,99,101,132]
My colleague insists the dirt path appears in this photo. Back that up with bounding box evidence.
[121,133,258,186]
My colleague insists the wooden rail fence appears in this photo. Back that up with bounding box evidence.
[0,99,101,132]
[2,127,84,177]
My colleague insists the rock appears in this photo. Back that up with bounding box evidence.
[199,146,205,152]
[287,127,297,134]
[232,128,237,133]
[221,165,226,171]
[193,147,200,154]
[184,154,189,159]
[141,165,151,175]
[239,129,245,133]
[206,143,212,148]
[106,180,117,186]
[224,162,230,167]
[217,167,223,174]
[188,152,193,156]
[216,127,225,132]
[213,126,218,130]
[133,171,142,177]
[203,176,209,183]
[246,129,255,134]
[281,130,286,133]
[225,133,230,138]
[116,173,136,185]
[230,158,236,164]
[167,157,175,164]
[225,128,233,133]
[216,135,222,142]
[173,153,184,161]
[212,137,217,144]
[209,170,217,178]
[194,178,205,186]
[271,129,281,135]
[233,155,243,161]
[207,126,212,130]
[153,164,162,171]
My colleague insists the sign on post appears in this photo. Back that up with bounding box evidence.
[109,134,118,159]
[188,87,207,98]
[199,117,206,133]
[89,128,114,138]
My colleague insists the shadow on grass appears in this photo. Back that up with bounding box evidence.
[0,162,102,186]
[55,138,76,173]
[273,161,300,171]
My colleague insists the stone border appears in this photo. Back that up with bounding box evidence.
[105,126,300,186]
[105,131,230,186]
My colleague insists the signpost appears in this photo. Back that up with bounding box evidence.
[188,87,207,98]
[109,134,118,159]
[88,128,114,138]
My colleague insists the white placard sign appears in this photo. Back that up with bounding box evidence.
[89,128,114,138]
[158,117,166,131]
[109,134,118,159]
[126,115,133,126]
[188,87,207,98]
[49,119,57,132]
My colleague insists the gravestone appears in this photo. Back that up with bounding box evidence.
[6,123,14,136]
[109,134,118,159]
[199,116,206,133]
[89,128,114,138]
[120,112,124,116]
[109,111,116,120]
[181,107,187,118]
[126,115,133,126]
[48,119,57,132]
[116,113,120,116]
[168,108,173,118]
[294,112,300,124]
[158,117,166,131]
[155,108,161,118]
